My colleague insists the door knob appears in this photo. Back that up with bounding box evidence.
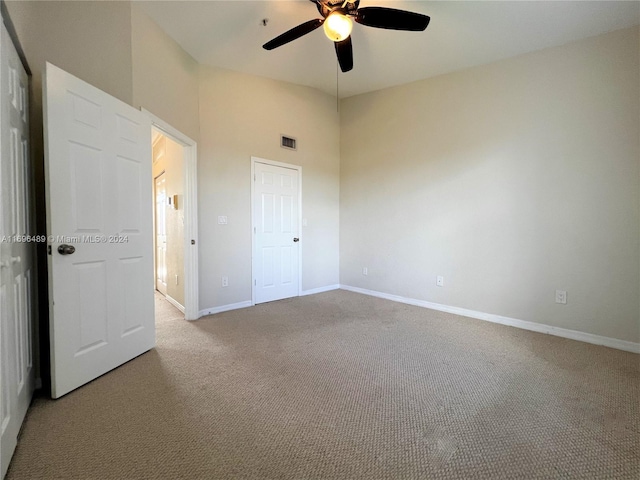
[58,245,76,255]
[293,238,299,243]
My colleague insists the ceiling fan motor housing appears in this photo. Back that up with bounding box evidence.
[316,0,360,18]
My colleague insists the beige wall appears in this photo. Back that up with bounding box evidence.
[152,134,185,307]
[198,66,340,309]
[6,1,133,106]
[131,5,199,143]
[340,27,640,343]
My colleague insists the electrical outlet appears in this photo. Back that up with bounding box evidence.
[217,216,228,225]
[222,276,229,287]
[436,276,444,287]
[362,267,368,276]
[555,290,567,304]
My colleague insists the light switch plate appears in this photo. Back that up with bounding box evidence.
[555,290,567,304]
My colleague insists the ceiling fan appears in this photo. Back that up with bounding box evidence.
[262,0,431,73]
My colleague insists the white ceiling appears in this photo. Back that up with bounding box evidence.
[135,1,640,98]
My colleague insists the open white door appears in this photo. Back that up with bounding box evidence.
[43,63,154,399]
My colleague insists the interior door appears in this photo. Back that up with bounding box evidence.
[0,22,34,478]
[43,62,154,399]
[253,161,300,304]
[154,172,167,296]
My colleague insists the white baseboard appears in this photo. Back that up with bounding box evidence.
[340,285,640,354]
[199,300,253,318]
[300,284,341,296]
[164,294,185,313]
[197,286,339,319]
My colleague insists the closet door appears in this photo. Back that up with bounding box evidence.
[0,20,35,479]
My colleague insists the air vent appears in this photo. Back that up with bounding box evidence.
[281,135,297,151]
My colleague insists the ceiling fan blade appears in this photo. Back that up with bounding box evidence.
[334,36,353,73]
[355,7,430,31]
[263,18,324,50]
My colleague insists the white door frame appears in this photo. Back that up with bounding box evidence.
[142,109,199,321]
[251,156,302,306]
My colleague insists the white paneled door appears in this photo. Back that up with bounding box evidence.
[43,63,154,399]
[253,160,300,304]
[0,22,34,479]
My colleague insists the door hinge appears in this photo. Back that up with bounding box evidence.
[47,245,52,255]
[254,279,256,286]
[253,227,256,234]
[254,174,256,181]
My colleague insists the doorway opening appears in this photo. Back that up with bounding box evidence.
[145,109,198,320]
[152,131,184,313]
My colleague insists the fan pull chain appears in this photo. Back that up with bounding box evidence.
[336,60,339,112]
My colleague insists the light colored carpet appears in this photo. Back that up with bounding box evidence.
[6,290,639,479]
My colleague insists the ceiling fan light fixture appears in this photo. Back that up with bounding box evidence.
[323,11,353,42]
[262,1,431,73]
